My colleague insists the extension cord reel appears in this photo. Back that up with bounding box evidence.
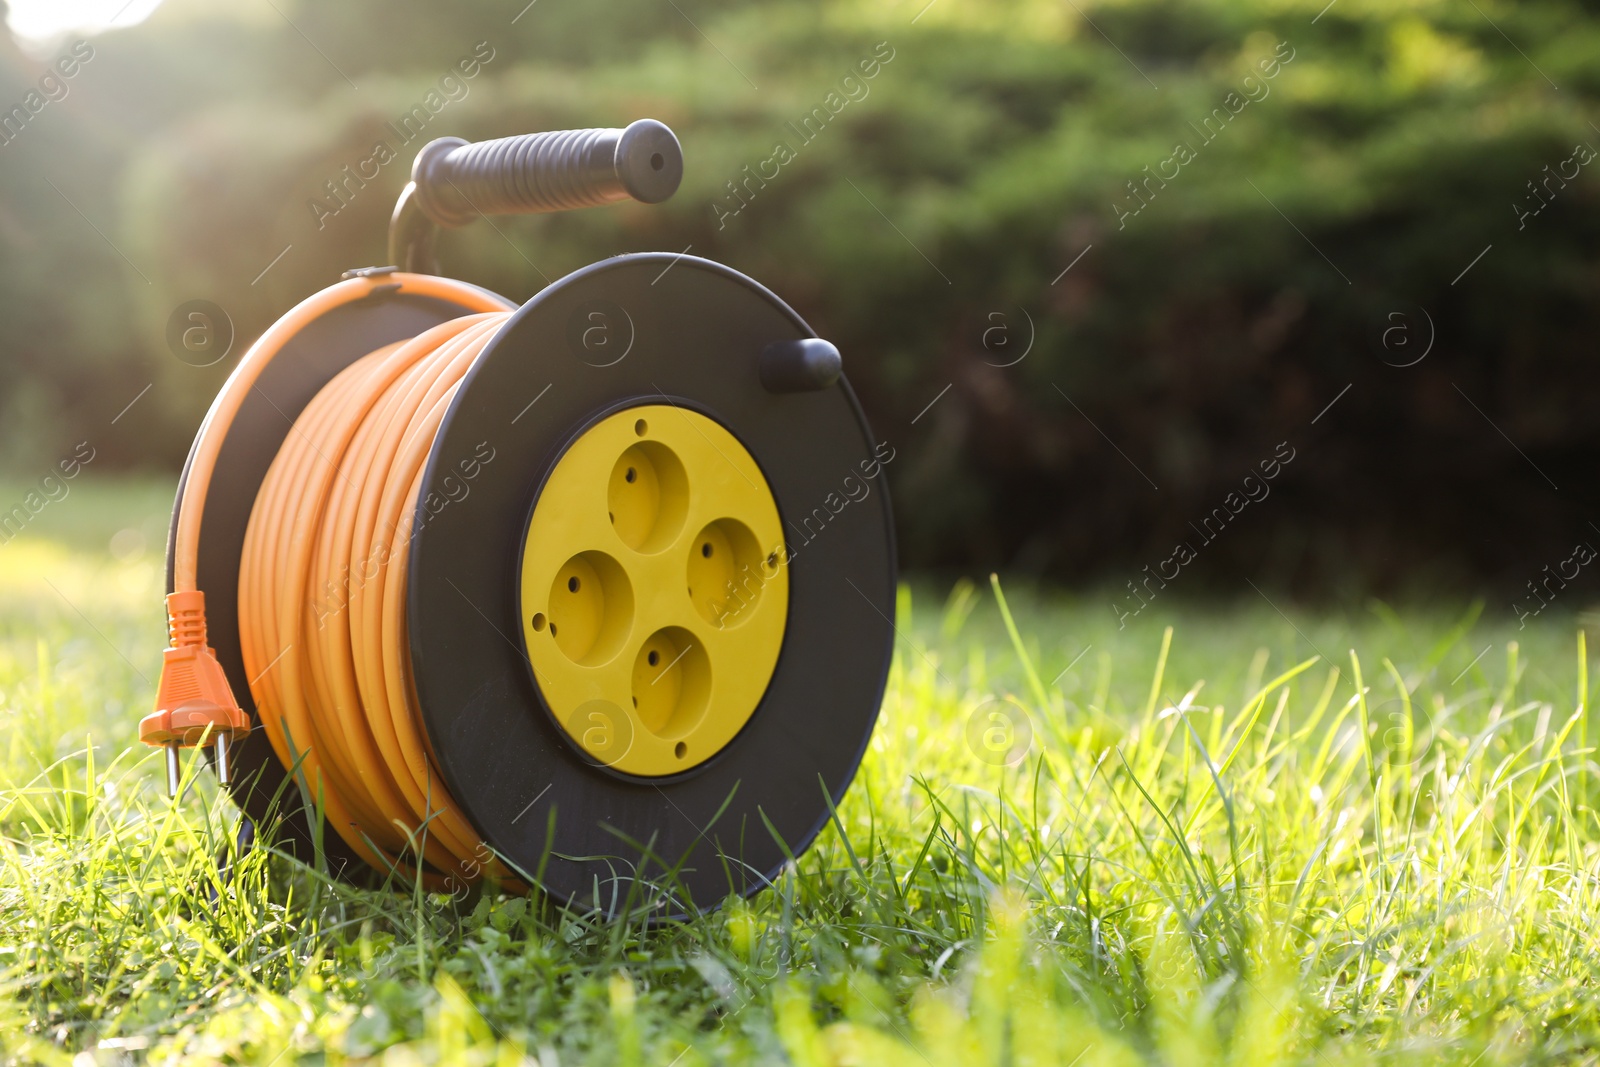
[146,120,896,914]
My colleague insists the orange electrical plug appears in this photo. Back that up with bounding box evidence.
[141,590,251,795]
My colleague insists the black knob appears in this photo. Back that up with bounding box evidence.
[761,339,843,393]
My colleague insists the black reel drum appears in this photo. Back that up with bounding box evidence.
[160,120,896,914]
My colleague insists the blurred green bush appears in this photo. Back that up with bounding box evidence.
[1,0,1596,592]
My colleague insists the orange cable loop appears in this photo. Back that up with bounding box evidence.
[156,273,520,889]
[240,311,513,884]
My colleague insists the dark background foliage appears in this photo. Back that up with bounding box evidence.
[2,0,1597,601]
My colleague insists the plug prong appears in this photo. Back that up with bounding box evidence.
[215,733,232,787]
[165,743,181,798]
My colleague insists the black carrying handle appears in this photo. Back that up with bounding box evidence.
[388,119,683,274]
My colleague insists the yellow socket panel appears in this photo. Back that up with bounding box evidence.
[520,405,788,776]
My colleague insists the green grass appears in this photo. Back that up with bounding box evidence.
[1,478,1597,1064]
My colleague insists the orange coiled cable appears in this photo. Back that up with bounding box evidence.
[238,311,513,885]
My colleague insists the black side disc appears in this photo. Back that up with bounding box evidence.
[165,280,512,877]
[409,254,896,914]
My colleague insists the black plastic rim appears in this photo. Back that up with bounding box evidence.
[408,254,896,915]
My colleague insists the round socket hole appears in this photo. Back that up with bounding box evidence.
[631,628,710,739]
[609,441,688,553]
[687,518,765,628]
[547,551,633,666]
[531,613,547,632]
